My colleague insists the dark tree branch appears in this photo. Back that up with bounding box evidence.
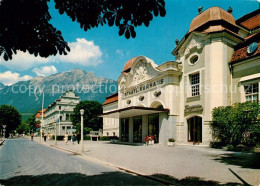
[0,0,166,61]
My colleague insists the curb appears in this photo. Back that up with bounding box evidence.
[36,140,173,185]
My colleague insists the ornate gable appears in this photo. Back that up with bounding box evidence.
[118,56,161,90]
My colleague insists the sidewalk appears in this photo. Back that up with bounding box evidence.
[35,138,260,185]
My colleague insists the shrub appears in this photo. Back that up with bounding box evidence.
[209,142,224,149]
[212,102,260,147]
[100,136,111,141]
[84,135,90,140]
[168,138,175,142]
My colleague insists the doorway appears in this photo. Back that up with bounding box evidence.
[148,114,159,143]
[121,118,129,142]
[187,116,202,143]
[133,116,142,143]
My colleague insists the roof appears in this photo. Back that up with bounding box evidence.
[99,106,169,118]
[189,7,236,33]
[122,57,138,72]
[35,109,47,118]
[236,9,260,30]
[103,92,118,106]
[231,33,260,63]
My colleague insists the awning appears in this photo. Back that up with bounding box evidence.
[99,106,169,118]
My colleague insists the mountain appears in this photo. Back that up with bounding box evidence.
[0,69,118,117]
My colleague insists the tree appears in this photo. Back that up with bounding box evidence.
[72,101,103,133]
[26,115,37,133]
[0,0,166,61]
[0,105,21,137]
[212,102,260,146]
[16,121,30,135]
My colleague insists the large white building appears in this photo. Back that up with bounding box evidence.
[101,7,260,145]
[43,90,80,135]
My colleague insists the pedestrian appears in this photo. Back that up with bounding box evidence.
[30,133,34,141]
[72,133,76,145]
[44,133,47,142]
[76,133,80,144]
[64,133,68,145]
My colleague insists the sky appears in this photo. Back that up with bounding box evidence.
[0,0,259,85]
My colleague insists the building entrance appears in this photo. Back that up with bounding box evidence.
[133,116,142,143]
[187,116,202,143]
[148,114,159,143]
[121,118,129,142]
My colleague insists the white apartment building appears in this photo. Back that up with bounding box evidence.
[43,90,80,135]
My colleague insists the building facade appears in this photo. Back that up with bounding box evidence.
[101,7,260,146]
[43,90,80,135]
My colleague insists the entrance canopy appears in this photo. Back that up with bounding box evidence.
[99,106,169,118]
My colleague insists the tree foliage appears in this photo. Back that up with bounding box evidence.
[0,0,166,61]
[72,101,103,132]
[0,104,21,137]
[212,102,260,146]
[26,115,37,133]
[16,121,30,134]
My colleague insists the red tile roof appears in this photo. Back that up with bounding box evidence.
[231,33,260,63]
[103,92,118,105]
[236,9,260,30]
[35,109,47,118]
[122,57,138,72]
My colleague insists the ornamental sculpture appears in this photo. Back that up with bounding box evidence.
[184,35,203,57]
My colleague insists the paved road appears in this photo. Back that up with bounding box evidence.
[0,139,161,185]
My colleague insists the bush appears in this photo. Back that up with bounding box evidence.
[210,142,224,149]
[100,136,110,141]
[212,102,260,147]
[84,135,90,140]
[168,138,175,142]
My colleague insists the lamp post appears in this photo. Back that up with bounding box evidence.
[3,124,6,139]
[40,91,44,142]
[80,109,84,152]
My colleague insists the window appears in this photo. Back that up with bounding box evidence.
[244,84,259,102]
[67,126,71,129]
[190,73,200,96]
[60,116,62,121]
[189,55,199,65]
[107,132,109,136]
[113,132,115,136]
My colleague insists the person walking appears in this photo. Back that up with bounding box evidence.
[44,133,47,142]
[30,133,34,141]
[64,133,68,145]
[72,134,76,144]
[76,133,80,144]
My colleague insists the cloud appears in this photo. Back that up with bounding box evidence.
[57,38,102,66]
[32,65,57,77]
[0,71,32,85]
[116,49,124,57]
[0,38,103,70]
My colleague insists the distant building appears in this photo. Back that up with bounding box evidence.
[102,93,119,137]
[100,7,260,145]
[35,109,47,123]
[43,90,80,135]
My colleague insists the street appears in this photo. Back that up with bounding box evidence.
[0,139,161,185]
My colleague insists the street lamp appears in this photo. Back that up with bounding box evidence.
[80,109,84,152]
[3,124,6,139]
[40,91,44,142]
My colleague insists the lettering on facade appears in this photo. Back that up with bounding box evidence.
[184,104,203,113]
[124,79,164,96]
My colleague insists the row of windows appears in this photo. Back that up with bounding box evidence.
[189,73,259,102]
